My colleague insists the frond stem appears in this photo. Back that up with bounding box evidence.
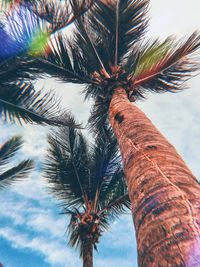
[133,54,197,86]
[0,98,49,124]
[68,142,88,206]
[76,18,111,78]
[38,59,99,85]
[98,194,129,215]
[114,0,119,65]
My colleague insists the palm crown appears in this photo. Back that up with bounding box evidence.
[0,136,33,189]
[2,0,199,128]
[44,121,130,256]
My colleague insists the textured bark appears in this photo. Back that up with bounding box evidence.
[109,87,200,267]
[82,239,93,267]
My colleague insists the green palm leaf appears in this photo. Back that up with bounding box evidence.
[87,0,149,64]
[100,194,130,218]
[0,136,23,166]
[0,81,76,126]
[36,34,96,84]
[89,126,121,204]
[0,159,33,189]
[0,136,34,189]
[44,120,91,208]
[25,0,94,34]
[128,32,200,97]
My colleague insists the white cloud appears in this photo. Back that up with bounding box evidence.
[27,213,67,238]
[10,173,49,202]
[0,192,48,226]
[0,195,137,267]
[0,201,25,225]
[0,227,80,267]
[0,182,80,266]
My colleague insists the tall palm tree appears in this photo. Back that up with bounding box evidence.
[0,136,33,189]
[44,122,130,267]
[2,0,200,265]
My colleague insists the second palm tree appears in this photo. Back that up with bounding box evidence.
[44,122,130,267]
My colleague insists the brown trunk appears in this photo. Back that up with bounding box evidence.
[109,87,200,267]
[82,238,93,267]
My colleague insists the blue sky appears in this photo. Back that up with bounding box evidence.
[0,0,200,266]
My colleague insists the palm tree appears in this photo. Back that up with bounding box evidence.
[0,136,33,189]
[2,0,200,265]
[44,121,130,267]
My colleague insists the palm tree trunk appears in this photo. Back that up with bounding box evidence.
[82,238,93,267]
[109,87,200,266]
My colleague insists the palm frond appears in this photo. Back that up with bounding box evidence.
[87,92,111,131]
[52,0,149,85]
[36,34,96,84]
[98,170,130,218]
[89,125,122,207]
[24,0,94,34]
[100,193,130,219]
[0,80,76,126]
[99,168,124,200]
[130,32,200,96]
[0,135,33,190]
[86,0,149,64]
[72,4,111,77]
[98,172,131,220]
[91,124,118,163]
[0,55,39,84]
[66,209,81,247]
[44,123,91,209]
[0,136,23,167]
[0,159,33,189]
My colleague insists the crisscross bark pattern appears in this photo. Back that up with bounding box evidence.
[109,88,200,266]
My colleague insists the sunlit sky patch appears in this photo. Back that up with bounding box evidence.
[0,1,200,267]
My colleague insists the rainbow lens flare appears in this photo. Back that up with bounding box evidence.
[28,30,50,57]
[0,24,22,60]
[0,6,50,61]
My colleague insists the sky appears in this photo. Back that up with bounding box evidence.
[0,0,200,267]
